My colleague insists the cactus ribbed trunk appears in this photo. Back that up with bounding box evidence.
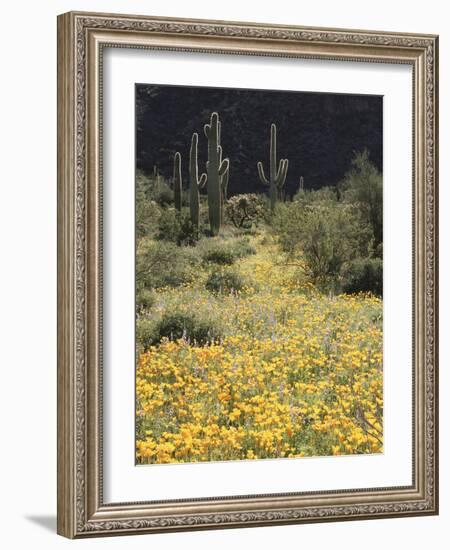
[257,123,289,211]
[204,112,229,235]
[189,133,207,232]
[173,152,182,212]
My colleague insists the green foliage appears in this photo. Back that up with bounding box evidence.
[136,173,161,238]
[225,194,265,229]
[204,112,230,235]
[137,169,173,206]
[341,258,383,296]
[339,149,383,246]
[136,239,199,290]
[257,123,289,210]
[157,209,182,242]
[177,215,199,246]
[157,209,198,245]
[293,186,338,205]
[136,289,156,311]
[272,201,374,290]
[230,237,257,259]
[200,237,256,266]
[138,310,223,349]
[202,246,236,265]
[136,317,158,351]
[205,268,245,294]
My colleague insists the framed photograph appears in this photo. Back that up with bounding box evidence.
[57,11,439,538]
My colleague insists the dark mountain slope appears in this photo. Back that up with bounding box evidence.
[136,84,382,197]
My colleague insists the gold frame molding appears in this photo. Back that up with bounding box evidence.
[57,11,439,539]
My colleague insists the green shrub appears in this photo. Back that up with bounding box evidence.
[136,317,158,351]
[153,311,223,346]
[341,258,383,296]
[201,238,256,266]
[136,289,156,311]
[149,176,173,206]
[157,210,198,245]
[136,240,199,289]
[205,269,245,294]
[177,215,198,246]
[292,186,338,204]
[136,174,161,238]
[202,246,236,265]
[231,238,257,259]
[157,209,182,242]
[272,201,374,290]
[225,194,265,229]
[338,149,383,247]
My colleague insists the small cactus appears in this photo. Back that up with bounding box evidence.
[173,152,182,212]
[299,176,304,193]
[257,123,289,211]
[189,133,207,231]
[204,112,229,235]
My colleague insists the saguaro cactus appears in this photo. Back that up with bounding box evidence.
[189,133,207,231]
[204,112,229,235]
[173,152,182,212]
[257,123,289,211]
[299,176,304,192]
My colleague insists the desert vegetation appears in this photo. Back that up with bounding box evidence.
[135,110,383,464]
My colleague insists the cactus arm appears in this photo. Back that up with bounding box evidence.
[173,151,182,212]
[219,158,229,177]
[257,162,270,186]
[189,132,206,233]
[221,168,229,201]
[275,158,289,188]
[199,173,207,188]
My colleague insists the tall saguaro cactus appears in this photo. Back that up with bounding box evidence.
[173,151,182,212]
[189,133,207,231]
[257,123,289,211]
[204,112,229,235]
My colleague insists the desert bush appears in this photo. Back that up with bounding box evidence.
[157,210,198,245]
[272,201,374,289]
[136,240,199,290]
[136,317,158,351]
[225,194,265,229]
[230,238,257,259]
[149,175,173,206]
[136,174,161,239]
[338,149,383,247]
[177,214,199,246]
[156,209,182,242]
[292,186,338,205]
[136,289,156,311]
[150,311,223,346]
[341,258,383,296]
[205,268,245,294]
[202,245,236,265]
[200,237,256,266]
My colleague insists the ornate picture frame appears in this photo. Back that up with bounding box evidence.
[57,11,438,538]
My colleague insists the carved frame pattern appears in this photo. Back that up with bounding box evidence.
[57,11,438,538]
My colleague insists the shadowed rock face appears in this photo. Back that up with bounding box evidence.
[136,84,382,197]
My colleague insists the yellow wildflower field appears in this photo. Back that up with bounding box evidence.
[136,236,383,464]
